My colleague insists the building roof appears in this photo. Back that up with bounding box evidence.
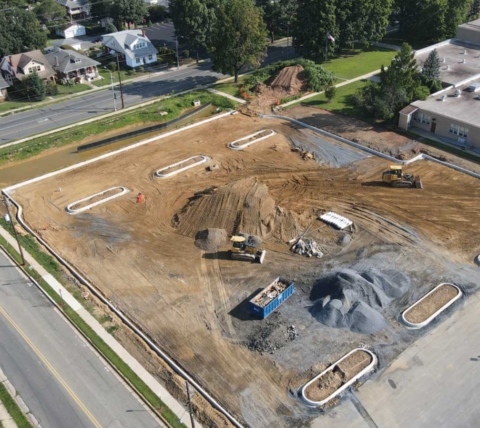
[57,0,88,7]
[0,74,9,89]
[0,50,55,80]
[399,105,418,115]
[51,38,95,51]
[60,23,85,30]
[102,30,157,60]
[412,82,480,126]
[415,40,480,86]
[45,49,100,74]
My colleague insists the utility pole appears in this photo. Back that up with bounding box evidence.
[186,380,195,428]
[175,36,180,70]
[104,67,117,111]
[3,195,25,266]
[116,54,125,109]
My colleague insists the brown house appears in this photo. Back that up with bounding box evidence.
[0,50,56,87]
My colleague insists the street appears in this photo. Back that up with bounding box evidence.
[0,41,295,144]
[0,250,162,428]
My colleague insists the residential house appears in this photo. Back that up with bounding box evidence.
[55,23,86,39]
[56,0,89,19]
[0,50,56,87]
[0,74,9,99]
[45,48,100,83]
[102,30,158,68]
[399,18,480,150]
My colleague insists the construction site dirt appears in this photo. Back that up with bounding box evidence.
[11,111,480,427]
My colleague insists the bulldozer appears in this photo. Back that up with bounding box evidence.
[230,235,266,264]
[382,165,423,189]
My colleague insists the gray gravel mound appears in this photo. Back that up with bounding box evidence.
[195,228,228,251]
[310,268,410,334]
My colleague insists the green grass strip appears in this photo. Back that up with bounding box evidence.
[0,228,186,428]
[0,382,32,428]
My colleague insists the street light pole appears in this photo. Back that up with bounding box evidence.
[175,35,184,70]
[103,67,117,111]
[116,53,125,109]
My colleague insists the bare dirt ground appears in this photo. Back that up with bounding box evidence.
[12,112,480,427]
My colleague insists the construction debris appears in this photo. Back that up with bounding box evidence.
[252,279,289,308]
[320,212,353,230]
[291,238,323,258]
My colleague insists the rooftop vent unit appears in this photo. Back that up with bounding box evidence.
[442,57,446,63]
[455,89,461,97]
[462,59,466,64]
[446,65,450,70]
[441,95,447,101]
[463,49,467,55]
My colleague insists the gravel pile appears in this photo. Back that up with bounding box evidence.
[194,228,228,251]
[310,268,410,334]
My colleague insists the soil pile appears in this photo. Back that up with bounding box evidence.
[310,269,411,334]
[174,178,277,238]
[194,228,228,251]
[265,65,307,95]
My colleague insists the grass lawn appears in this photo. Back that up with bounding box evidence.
[322,46,397,80]
[0,100,31,114]
[214,76,247,98]
[55,83,92,95]
[0,381,31,427]
[92,68,150,87]
[294,80,372,122]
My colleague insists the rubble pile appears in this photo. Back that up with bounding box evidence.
[291,238,323,258]
[253,279,287,308]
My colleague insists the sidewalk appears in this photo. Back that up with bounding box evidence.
[207,88,246,104]
[0,226,202,428]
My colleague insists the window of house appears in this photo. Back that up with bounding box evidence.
[28,67,33,73]
[414,113,431,125]
[449,123,469,138]
[37,66,41,71]
[148,54,153,60]
[136,58,141,64]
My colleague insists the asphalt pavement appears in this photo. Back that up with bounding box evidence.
[0,41,295,144]
[0,250,163,428]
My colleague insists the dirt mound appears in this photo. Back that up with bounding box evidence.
[265,65,307,95]
[310,269,410,334]
[195,228,228,251]
[174,178,276,238]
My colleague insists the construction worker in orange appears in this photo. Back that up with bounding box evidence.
[136,192,145,203]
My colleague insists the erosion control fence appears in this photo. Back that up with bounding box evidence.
[77,103,213,153]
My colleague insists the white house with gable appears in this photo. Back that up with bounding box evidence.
[55,23,86,39]
[102,30,158,68]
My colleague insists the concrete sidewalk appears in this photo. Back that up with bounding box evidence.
[0,226,201,428]
[207,88,246,104]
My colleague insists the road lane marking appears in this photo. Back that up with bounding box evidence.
[0,305,102,428]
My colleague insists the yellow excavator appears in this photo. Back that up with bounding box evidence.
[230,235,266,264]
[382,165,423,189]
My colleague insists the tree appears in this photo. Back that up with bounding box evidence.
[35,0,67,26]
[209,0,268,82]
[0,5,47,57]
[324,85,336,102]
[256,0,296,43]
[469,0,480,19]
[21,72,46,101]
[169,0,216,63]
[105,21,118,33]
[293,0,337,60]
[88,0,113,19]
[421,49,441,82]
[110,0,148,28]
[149,5,169,23]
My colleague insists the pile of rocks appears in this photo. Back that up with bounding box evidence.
[287,325,299,341]
[291,238,323,258]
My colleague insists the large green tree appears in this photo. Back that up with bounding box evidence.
[35,0,67,26]
[421,49,441,82]
[169,0,216,63]
[209,0,268,82]
[110,0,148,28]
[293,0,337,60]
[0,5,47,57]
[396,0,474,42]
[256,0,296,43]
[88,0,113,19]
[20,72,46,101]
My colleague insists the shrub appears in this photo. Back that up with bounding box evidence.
[324,85,337,102]
[45,81,59,96]
[182,49,190,59]
[137,66,145,72]
[107,61,117,72]
[126,69,135,76]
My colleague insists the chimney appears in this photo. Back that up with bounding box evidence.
[142,28,146,37]
[55,56,59,67]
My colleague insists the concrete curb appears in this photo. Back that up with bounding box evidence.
[66,186,130,214]
[155,155,210,178]
[300,348,377,407]
[0,367,41,427]
[228,129,275,150]
[401,283,463,329]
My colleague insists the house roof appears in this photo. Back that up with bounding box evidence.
[0,50,55,80]
[57,0,88,7]
[0,74,9,89]
[60,23,85,31]
[102,30,157,60]
[45,49,100,74]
